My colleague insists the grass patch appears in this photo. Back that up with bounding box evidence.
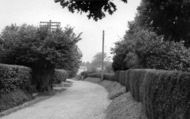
[99,80,126,99]
[85,77,145,119]
[85,77,125,99]
[106,93,143,119]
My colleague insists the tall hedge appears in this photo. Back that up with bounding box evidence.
[0,63,32,94]
[127,69,148,102]
[142,70,190,119]
[53,69,68,84]
[116,69,190,119]
[0,63,32,112]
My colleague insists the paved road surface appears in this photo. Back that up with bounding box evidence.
[2,79,110,119]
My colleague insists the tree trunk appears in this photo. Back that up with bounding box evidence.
[32,68,54,92]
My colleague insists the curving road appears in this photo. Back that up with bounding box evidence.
[2,79,110,119]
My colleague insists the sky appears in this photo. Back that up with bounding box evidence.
[0,0,141,62]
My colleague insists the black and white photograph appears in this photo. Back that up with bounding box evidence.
[0,0,190,119]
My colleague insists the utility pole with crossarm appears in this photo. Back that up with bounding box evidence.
[40,20,61,32]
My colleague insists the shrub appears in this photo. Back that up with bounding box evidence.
[118,71,126,86]
[53,69,68,84]
[104,73,115,81]
[114,71,120,82]
[0,63,32,94]
[117,69,190,119]
[0,89,32,112]
[127,69,149,102]
[81,71,115,81]
[112,28,190,72]
[0,63,32,112]
[142,70,190,119]
[0,24,82,91]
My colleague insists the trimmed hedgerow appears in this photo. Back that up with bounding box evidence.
[80,71,115,81]
[114,71,120,82]
[0,63,32,112]
[142,70,190,119]
[116,69,190,119]
[53,69,68,84]
[0,89,32,112]
[0,63,32,94]
[118,71,126,86]
[127,69,150,102]
[104,73,115,81]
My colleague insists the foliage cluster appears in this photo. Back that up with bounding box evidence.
[82,52,113,73]
[112,0,190,72]
[0,24,82,91]
[112,27,190,71]
[136,0,190,46]
[0,63,68,112]
[55,0,127,21]
[0,89,32,112]
[116,69,190,119]
[0,63,32,94]
[53,69,68,84]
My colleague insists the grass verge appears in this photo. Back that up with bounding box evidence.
[85,77,144,119]
[85,77,126,99]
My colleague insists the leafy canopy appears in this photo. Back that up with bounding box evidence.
[136,0,190,46]
[0,24,82,76]
[55,0,127,21]
[112,25,190,71]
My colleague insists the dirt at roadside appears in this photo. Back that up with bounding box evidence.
[85,78,145,119]
[106,92,143,119]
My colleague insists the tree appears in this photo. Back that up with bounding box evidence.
[112,26,190,72]
[88,52,112,72]
[136,0,190,46]
[0,24,82,91]
[54,0,127,21]
[91,52,107,68]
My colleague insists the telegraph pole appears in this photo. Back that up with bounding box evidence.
[101,30,105,81]
[40,20,61,32]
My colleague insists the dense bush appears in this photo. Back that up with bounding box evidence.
[82,52,113,73]
[0,89,32,112]
[116,69,190,119]
[53,69,68,84]
[0,63,32,94]
[80,71,115,81]
[142,70,190,119]
[112,27,190,72]
[136,0,190,46]
[0,24,82,91]
[0,64,32,112]
[118,71,125,86]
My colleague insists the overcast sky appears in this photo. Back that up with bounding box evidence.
[0,0,141,62]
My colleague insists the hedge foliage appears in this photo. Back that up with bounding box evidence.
[112,26,190,72]
[53,69,68,84]
[115,69,190,119]
[0,63,32,94]
[0,89,32,112]
[80,71,115,81]
[0,24,82,91]
[0,63,69,112]
[142,70,190,119]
